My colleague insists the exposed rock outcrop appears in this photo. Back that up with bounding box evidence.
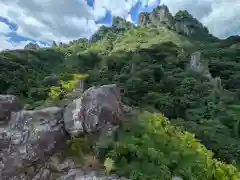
[64,84,124,136]
[60,169,128,180]
[174,10,209,37]
[112,17,135,30]
[189,51,212,79]
[0,84,127,179]
[149,5,174,29]
[138,5,215,40]
[0,107,65,178]
[189,51,223,91]
[0,95,22,125]
[24,43,40,50]
[138,12,150,26]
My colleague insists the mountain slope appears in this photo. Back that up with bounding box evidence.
[0,4,240,179]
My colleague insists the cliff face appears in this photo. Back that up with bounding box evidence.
[138,5,216,40]
[138,12,150,26]
[174,10,209,37]
[112,16,135,30]
[138,5,174,28]
[149,5,175,29]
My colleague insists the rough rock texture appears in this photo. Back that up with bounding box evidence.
[60,169,128,180]
[59,42,68,48]
[0,95,22,125]
[0,84,128,180]
[24,43,40,50]
[64,84,124,136]
[112,17,134,30]
[1,154,128,180]
[174,10,205,37]
[190,51,212,79]
[138,12,150,26]
[0,107,65,178]
[138,5,214,40]
[149,5,174,29]
[59,79,86,108]
[48,155,128,180]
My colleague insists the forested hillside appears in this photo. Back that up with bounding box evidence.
[1,5,240,179]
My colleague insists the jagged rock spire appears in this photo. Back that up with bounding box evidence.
[137,4,216,40]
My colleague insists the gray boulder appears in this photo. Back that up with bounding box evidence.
[64,84,124,136]
[0,107,66,177]
[0,95,22,125]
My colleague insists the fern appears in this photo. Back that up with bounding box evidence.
[104,157,115,175]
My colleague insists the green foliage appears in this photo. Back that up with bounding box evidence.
[49,73,88,102]
[104,158,115,175]
[99,112,240,180]
[1,6,240,178]
[0,49,65,103]
[85,40,240,165]
[67,135,94,161]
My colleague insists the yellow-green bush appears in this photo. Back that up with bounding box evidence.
[99,112,240,180]
[49,73,88,102]
[61,74,88,90]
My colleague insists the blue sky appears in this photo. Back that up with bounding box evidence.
[0,0,239,50]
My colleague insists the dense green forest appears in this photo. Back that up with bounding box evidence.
[1,6,240,179]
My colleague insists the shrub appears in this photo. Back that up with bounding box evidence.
[99,112,240,180]
[49,73,88,102]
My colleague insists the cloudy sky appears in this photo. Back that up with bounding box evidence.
[0,0,239,50]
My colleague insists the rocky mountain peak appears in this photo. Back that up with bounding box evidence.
[138,5,216,41]
[112,16,134,30]
[24,42,40,50]
[174,10,209,37]
[149,4,175,28]
[138,12,150,26]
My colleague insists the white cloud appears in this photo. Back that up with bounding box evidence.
[94,0,138,18]
[0,21,11,35]
[126,14,134,23]
[0,0,238,51]
[0,0,102,43]
[0,0,157,45]
[0,35,49,51]
[0,35,28,51]
[141,0,159,7]
[160,0,240,38]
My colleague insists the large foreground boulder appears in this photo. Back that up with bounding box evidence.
[0,107,65,178]
[64,84,124,136]
[0,84,128,179]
